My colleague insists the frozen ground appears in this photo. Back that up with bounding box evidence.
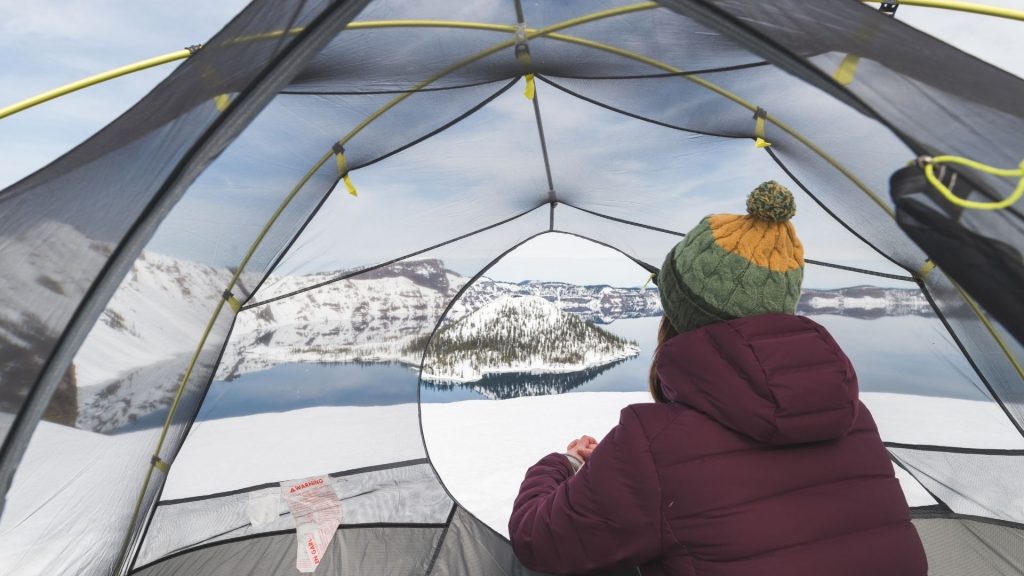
[1,391,1021,574]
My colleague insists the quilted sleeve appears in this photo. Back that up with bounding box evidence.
[508,406,663,574]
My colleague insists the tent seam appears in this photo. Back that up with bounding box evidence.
[243,203,548,309]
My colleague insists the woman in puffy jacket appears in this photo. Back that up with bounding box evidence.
[509,182,928,576]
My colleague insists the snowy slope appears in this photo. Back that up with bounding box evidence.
[216,260,456,380]
[56,253,941,432]
[70,252,234,432]
[217,260,657,381]
[73,251,231,386]
[0,223,115,425]
[420,295,639,382]
[448,278,661,324]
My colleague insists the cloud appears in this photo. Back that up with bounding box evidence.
[0,0,249,189]
[895,1,1024,78]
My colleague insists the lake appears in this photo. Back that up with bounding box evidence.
[193,314,995,424]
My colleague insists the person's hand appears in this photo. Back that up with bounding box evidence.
[566,435,599,462]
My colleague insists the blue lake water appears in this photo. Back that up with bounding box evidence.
[192,314,996,424]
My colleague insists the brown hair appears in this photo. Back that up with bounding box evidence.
[648,316,678,404]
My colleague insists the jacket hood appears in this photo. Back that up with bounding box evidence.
[656,314,859,446]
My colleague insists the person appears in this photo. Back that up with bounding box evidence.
[508,182,928,576]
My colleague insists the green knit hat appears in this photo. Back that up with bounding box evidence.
[658,181,804,334]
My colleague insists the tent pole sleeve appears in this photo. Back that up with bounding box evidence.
[863,0,1024,21]
[0,49,194,120]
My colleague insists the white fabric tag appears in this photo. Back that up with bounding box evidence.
[281,476,342,573]
[247,490,280,527]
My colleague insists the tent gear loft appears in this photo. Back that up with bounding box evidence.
[0,1,1023,575]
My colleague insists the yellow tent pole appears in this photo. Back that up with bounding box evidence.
[322,18,1022,379]
[863,0,1024,21]
[0,48,194,120]
[334,4,660,147]
[228,16,887,216]
[951,282,1024,381]
[8,0,1023,121]
[537,32,894,216]
[105,4,1023,565]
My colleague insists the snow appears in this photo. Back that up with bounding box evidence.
[0,404,425,575]
[164,404,426,499]
[218,263,656,382]
[863,392,1024,448]
[58,249,942,435]
[422,392,1024,537]
[421,295,640,382]
[72,251,230,387]
[808,296,889,310]
[799,287,931,317]
[2,391,1021,574]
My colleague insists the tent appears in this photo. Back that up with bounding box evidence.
[1,0,1023,574]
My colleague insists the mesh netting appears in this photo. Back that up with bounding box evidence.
[1,1,1023,575]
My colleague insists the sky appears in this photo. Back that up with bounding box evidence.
[1,0,1022,288]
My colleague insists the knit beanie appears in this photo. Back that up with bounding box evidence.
[658,181,804,334]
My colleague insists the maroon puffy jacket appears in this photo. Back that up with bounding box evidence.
[509,314,927,576]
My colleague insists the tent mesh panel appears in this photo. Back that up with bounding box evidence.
[1,1,1023,575]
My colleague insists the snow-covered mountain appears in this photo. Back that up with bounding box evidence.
[0,223,117,428]
[799,286,932,319]
[455,279,661,324]
[419,296,639,383]
[16,249,937,432]
[216,260,456,380]
[215,259,660,381]
[72,251,235,432]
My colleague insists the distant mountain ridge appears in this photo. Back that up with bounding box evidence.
[799,286,932,319]
[51,254,934,432]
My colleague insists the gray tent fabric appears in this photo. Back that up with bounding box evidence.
[134,526,447,576]
[912,515,1024,576]
[0,0,373,521]
[1,0,1023,575]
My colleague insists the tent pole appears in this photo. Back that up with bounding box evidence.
[0,49,195,120]
[863,0,1024,21]
[7,0,1021,121]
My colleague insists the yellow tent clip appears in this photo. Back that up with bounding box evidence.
[222,290,242,313]
[150,455,171,474]
[332,143,358,197]
[919,155,1024,211]
[643,271,657,289]
[524,73,537,100]
[514,23,536,100]
[917,259,936,280]
[833,54,861,86]
[213,94,231,112]
[342,174,358,197]
[753,107,771,148]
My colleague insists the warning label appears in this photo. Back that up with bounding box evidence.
[281,475,342,573]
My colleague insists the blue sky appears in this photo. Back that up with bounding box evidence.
[1,1,1022,288]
